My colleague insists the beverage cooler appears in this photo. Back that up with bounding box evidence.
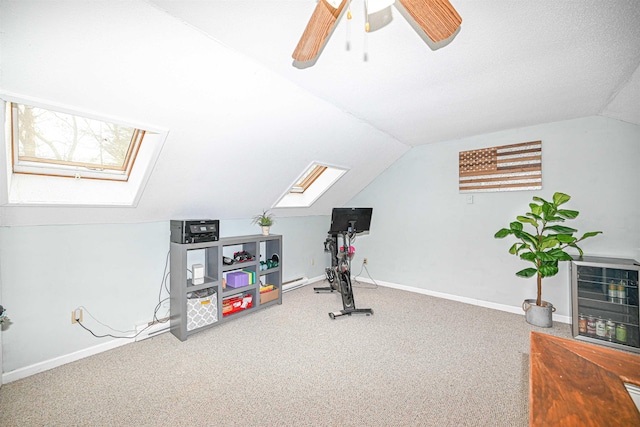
[571,256,640,353]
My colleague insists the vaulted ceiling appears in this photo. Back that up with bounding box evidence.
[1,0,639,226]
[151,0,640,143]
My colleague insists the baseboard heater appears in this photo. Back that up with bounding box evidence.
[135,317,170,341]
[283,277,308,293]
[134,279,307,341]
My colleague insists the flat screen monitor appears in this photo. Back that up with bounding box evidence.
[329,207,373,234]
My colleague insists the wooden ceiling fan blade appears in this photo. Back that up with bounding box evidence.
[292,0,348,63]
[396,0,462,43]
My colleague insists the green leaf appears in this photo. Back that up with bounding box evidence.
[579,231,603,240]
[544,215,566,222]
[528,212,543,221]
[546,225,578,234]
[517,243,531,253]
[555,234,577,243]
[553,192,571,206]
[529,203,543,216]
[557,209,579,219]
[516,268,537,278]
[494,228,512,238]
[536,251,556,261]
[508,243,519,254]
[514,230,538,247]
[548,248,573,261]
[539,237,559,250]
[532,196,548,204]
[568,243,584,257]
[509,221,523,231]
[539,264,559,277]
[516,216,538,227]
[520,252,537,261]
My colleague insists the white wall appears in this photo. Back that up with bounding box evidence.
[348,116,640,317]
[0,222,170,375]
[0,216,328,379]
[2,115,637,380]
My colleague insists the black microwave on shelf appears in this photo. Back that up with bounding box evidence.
[170,219,219,244]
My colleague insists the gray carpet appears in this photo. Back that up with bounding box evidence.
[0,282,572,426]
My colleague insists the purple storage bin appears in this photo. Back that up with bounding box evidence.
[226,271,249,288]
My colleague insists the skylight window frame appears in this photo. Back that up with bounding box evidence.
[8,101,146,182]
[275,162,347,208]
[290,164,327,194]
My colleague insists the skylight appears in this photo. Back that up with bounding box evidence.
[0,96,167,207]
[275,163,347,208]
[8,102,143,181]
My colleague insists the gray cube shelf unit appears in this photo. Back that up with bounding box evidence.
[170,234,282,341]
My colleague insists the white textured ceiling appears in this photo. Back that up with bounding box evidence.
[151,0,640,145]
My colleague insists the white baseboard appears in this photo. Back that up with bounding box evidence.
[2,319,170,384]
[354,276,572,325]
[2,337,131,384]
[282,275,326,292]
[282,276,309,292]
[135,320,170,342]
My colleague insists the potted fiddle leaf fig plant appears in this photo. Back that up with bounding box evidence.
[252,209,274,236]
[494,192,602,327]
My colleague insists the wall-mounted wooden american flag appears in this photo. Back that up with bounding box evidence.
[459,141,542,193]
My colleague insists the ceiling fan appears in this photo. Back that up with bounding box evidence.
[292,0,462,65]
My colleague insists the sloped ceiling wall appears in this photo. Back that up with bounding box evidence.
[601,63,640,126]
[1,0,639,226]
[0,0,409,226]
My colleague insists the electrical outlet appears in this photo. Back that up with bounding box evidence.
[363,258,368,265]
[71,308,83,324]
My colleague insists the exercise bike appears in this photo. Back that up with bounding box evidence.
[314,234,339,292]
[315,207,374,319]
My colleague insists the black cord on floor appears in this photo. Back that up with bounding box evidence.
[76,320,143,339]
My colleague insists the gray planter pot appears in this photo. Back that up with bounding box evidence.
[522,299,555,328]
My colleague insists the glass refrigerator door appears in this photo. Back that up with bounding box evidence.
[573,260,639,352]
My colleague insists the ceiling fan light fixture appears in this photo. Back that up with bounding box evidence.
[396,0,462,43]
[292,0,461,65]
[292,0,349,63]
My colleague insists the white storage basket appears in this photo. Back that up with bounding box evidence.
[187,288,218,331]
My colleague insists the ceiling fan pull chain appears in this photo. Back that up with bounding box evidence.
[364,0,369,61]
[364,0,370,32]
[345,0,352,51]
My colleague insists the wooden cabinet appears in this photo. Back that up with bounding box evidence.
[530,332,640,426]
